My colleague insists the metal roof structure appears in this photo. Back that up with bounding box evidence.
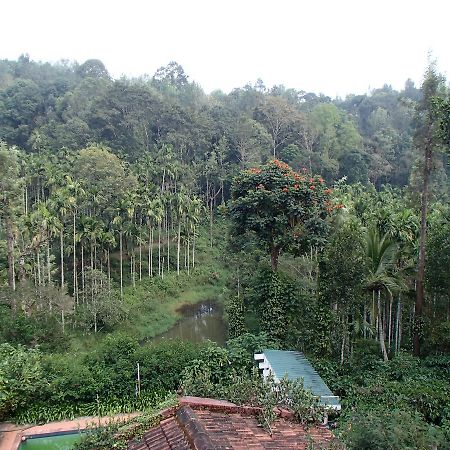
[254,349,341,410]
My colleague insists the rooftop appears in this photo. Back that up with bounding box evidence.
[254,350,341,409]
[128,396,336,450]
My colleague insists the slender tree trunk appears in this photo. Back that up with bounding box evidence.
[177,221,181,275]
[5,215,16,292]
[107,249,111,296]
[47,243,51,285]
[119,230,123,299]
[81,245,85,304]
[150,227,153,277]
[363,305,367,339]
[395,294,401,354]
[61,309,65,333]
[192,230,195,269]
[132,250,136,288]
[148,225,151,277]
[73,212,78,304]
[60,230,64,290]
[158,223,161,276]
[187,238,190,275]
[24,186,28,215]
[37,250,42,286]
[388,293,393,350]
[139,231,142,282]
[167,214,170,272]
[414,138,432,356]
[377,290,389,361]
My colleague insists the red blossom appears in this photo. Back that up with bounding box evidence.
[309,185,315,190]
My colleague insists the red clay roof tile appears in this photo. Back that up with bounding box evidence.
[127,397,336,450]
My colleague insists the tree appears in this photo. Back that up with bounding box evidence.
[229,160,334,271]
[318,221,367,363]
[0,343,45,420]
[0,142,22,294]
[413,64,447,356]
[365,228,400,361]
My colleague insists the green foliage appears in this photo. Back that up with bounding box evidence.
[248,268,299,343]
[225,294,246,339]
[0,343,46,420]
[227,332,279,372]
[229,160,333,270]
[13,391,168,424]
[343,409,445,450]
[74,395,177,450]
[181,363,326,432]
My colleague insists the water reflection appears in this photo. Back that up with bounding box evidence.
[153,299,227,346]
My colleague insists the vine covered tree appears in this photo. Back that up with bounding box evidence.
[229,159,336,271]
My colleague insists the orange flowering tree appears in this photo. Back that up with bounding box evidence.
[229,160,340,271]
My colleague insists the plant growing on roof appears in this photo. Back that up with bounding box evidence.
[228,160,337,271]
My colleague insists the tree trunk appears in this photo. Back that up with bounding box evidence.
[139,231,142,282]
[37,250,42,286]
[192,230,195,269]
[270,245,280,271]
[388,293,393,350]
[150,227,153,277]
[73,212,78,304]
[107,249,111,296]
[177,221,181,275]
[167,214,170,273]
[81,245,85,304]
[60,230,64,290]
[158,223,161,276]
[5,215,16,291]
[119,230,123,299]
[377,290,389,361]
[414,138,432,356]
[47,243,51,285]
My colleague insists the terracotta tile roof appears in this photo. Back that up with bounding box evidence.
[127,397,336,450]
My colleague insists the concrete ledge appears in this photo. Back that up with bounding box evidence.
[1,413,139,450]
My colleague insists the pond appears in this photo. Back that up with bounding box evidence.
[153,299,227,346]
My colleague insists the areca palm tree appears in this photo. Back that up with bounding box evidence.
[365,228,400,362]
[65,177,85,304]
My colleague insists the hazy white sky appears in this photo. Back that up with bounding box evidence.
[1,0,449,97]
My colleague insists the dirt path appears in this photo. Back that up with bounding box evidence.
[0,413,139,450]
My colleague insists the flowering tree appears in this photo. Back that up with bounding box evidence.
[229,160,340,271]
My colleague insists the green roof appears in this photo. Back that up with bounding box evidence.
[261,350,340,407]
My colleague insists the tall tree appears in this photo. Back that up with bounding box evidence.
[413,64,446,356]
[229,160,333,271]
[0,142,22,294]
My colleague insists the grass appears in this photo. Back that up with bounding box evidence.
[118,269,227,341]
[68,222,231,351]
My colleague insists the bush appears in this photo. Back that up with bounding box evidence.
[0,344,46,420]
[343,409,446,450]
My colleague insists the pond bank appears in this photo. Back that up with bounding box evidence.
[152,299,227,345]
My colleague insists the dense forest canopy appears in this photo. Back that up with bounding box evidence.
[0,55,448,191]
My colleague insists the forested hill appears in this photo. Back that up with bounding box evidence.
[1,55,448,193]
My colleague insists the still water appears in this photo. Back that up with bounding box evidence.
[19,432,82,450]
[153,299,227,346]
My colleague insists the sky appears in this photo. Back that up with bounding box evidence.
[1,0,449,98]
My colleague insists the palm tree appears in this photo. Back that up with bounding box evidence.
[365,228,400,362]
[175,190,188,275]
[50,187,72,291]
[65,177,85,304]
